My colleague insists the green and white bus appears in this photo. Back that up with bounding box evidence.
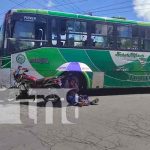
[1,9,150,88]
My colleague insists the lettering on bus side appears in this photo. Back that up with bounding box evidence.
[129,75,150,81]
[29,58,49,64]
[115,52,144,59]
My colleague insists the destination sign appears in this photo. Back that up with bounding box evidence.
[24,16,36,22]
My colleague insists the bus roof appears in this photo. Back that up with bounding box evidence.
[11,9,150,27]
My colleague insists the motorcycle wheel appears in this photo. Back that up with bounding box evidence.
[19,84,26,91]
[18,83,29,96]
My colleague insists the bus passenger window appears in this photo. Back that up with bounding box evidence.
[91,23,113,49]
[141,39,150,51]
[145,28,150,39]
[60,19,88,48]
[60,19,67,46]
[132,26,139,50]
[91,35,107,48]
[108,25,113,36]
[65,20,87,47]
[68,34,74,46]
[51,19,57,46]
[140,27,150,51]
[117,26,132,38]
[132,39,138,50]
[117,38,132,49]
[132,26,139,37]
[145,40,150,51]
[74,34,87,47]
[117,25,132,50]
[95,24,107,35]
[140,28,145,38]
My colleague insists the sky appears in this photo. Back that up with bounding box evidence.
[0,0,150,25]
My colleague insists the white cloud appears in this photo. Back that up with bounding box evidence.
[47,0,55,7]
[133,0,150,21]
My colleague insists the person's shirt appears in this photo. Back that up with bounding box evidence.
[67,91,79,106]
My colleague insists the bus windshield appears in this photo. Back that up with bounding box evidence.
[13,21,35,39]
[6,19,47,54]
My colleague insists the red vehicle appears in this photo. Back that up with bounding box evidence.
[13,66,62,92]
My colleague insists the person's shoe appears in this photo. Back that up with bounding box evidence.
[90,98,99,105]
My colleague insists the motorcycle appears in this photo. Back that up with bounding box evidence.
[13,66,62,94]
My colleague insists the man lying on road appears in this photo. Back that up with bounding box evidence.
[67,89,99,107]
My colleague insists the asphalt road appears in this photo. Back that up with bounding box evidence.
[0,92,150,150]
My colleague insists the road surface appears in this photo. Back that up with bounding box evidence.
[0,92,150,150]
